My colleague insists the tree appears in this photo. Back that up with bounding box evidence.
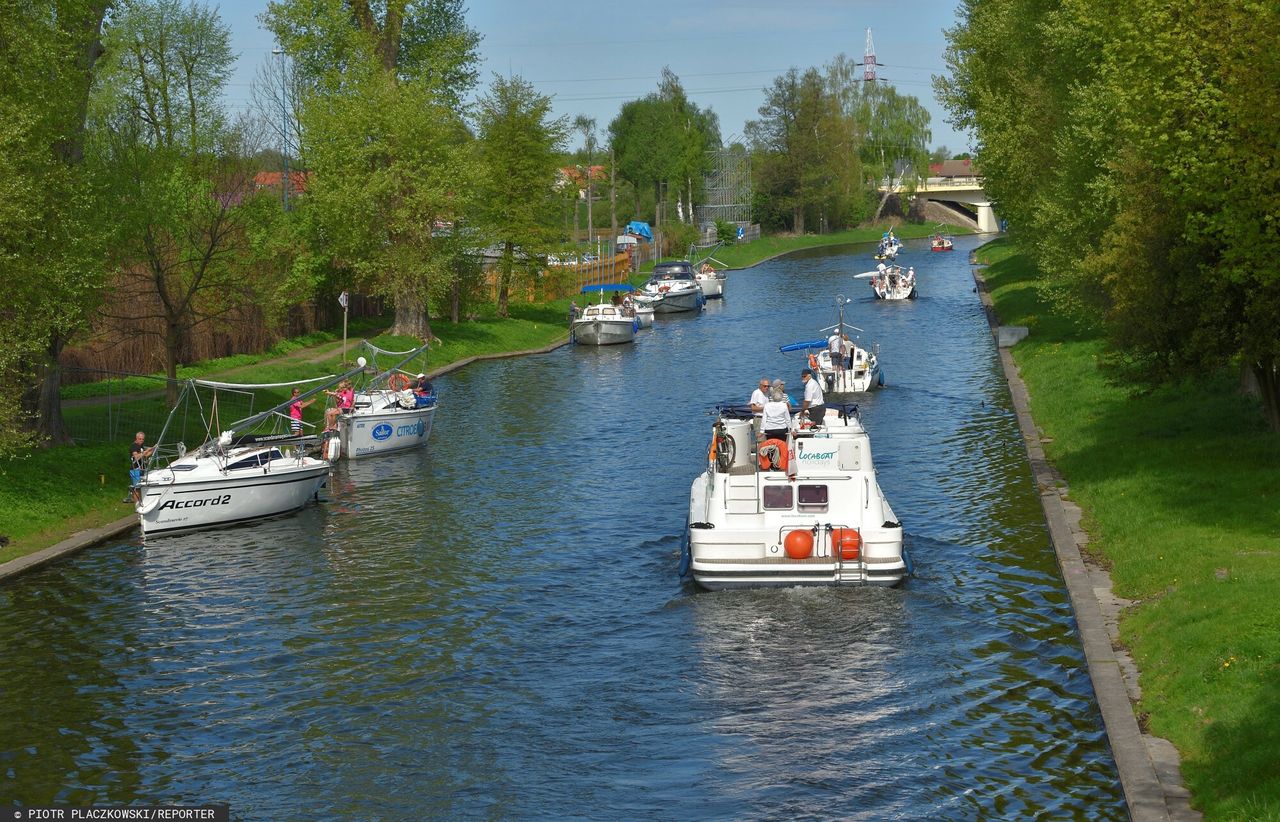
[263,0,481,339]
[938,0,1280,429]
[573,115,596,244]
[474,75,567,317]
[746,67,857,233]
[91,0,248,402]
[0,0,114,450]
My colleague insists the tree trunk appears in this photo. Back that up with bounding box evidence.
[36,334,72,446]
[609,148,617,237]
[392,296,433,341]
[1251,359,1280,432]
[164,322,183,404]
[793,205,805,235]
[496,241,514,318]
[449,277,461,323]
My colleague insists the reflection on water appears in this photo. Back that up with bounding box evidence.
[0,236,1124,819]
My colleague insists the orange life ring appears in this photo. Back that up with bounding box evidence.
[808,353,819,370]
[758,438,789,471]
[658,285,671,293]
[388,373,411,391]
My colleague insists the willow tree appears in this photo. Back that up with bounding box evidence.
[0,0,113,449]
[262,0,480,340]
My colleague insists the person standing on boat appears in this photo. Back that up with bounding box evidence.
[827,332,843,373]
[289,388,315,437]
[843,334,856,370]
[800,368,826,427]
[761,386,794,442]
[749,378,770,439]
[128,431,154,504]
[326,380,355,413]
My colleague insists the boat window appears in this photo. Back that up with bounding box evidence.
[763,485,793,510]
[798,484,829,513]
[226,453,265,470]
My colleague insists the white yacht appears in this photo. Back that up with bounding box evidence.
[683,406,908,589]
[334,342,437,460]
[859,264,917,300]
[694,262,727,298]
[641,261,704,313]
[779,296,883,396]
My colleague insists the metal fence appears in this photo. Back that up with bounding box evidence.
[59,369,183,446]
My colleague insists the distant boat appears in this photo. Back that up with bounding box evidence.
[640,261,704,313]
[857,264,917,301]
[571,284,638,345]
[930,234,954,252]
[779,296,883,396]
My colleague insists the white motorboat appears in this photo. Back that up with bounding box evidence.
[335,342,437,460]
[858,264,917,301]
[779,296,883,396]
[634,302,654,328]
[642,261,705,313]
[930,234,954,252]
[683,405,908,589]
[694,262,727,298]
[571,284,638,345]
[136,370,363,537]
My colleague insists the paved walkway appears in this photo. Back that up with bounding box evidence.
[970,256,1199,821]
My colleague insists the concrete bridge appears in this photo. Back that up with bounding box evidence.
[882,176,1001,233]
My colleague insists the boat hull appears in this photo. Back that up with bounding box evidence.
[138,460,329,536]
[572,317,636,345]
[634,307,654,328]
[649,288,702,313]
[695,274,725,298]
[340,400,436,459]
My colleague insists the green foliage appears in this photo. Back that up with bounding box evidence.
[940,0,1280,429]
[714,220,738,244]
[474,74,569,317]
[981,240,1280,818]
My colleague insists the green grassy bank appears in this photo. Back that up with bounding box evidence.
[979,238,1280,819]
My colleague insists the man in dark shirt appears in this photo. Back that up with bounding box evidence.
[128,431,153,504]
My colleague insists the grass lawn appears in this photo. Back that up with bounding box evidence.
[979,237,1280,820]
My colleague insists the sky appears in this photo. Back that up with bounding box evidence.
[217,0,972,155]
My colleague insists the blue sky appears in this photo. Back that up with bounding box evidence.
[217,0,971,154]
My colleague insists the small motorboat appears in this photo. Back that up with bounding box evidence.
[874,231,904,260]
[695,262,727,298]
[930,234,954,252]
[779,296,883,396]
[641,261,705,313]
[336,342,438,460]
[683,405,908,589]
[571,284,638,345]
[857,264,917,301]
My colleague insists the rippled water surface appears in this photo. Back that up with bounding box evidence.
[0,237,1125,819]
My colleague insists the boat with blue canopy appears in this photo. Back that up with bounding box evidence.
[572,284,639,345]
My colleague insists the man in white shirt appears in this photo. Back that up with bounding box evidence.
[800,368,825,427]
[748,377,770,439]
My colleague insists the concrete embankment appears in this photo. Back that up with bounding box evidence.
[970,254,1199,822]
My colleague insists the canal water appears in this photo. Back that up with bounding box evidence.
[0,236,1126,819]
